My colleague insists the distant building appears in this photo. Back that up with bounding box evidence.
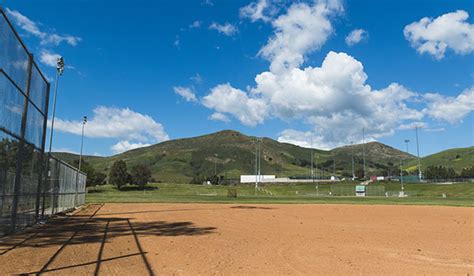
[240,175,276,183]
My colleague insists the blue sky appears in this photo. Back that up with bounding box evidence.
[3,0,473,157]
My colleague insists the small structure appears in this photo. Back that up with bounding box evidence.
[240,175,276,183]
[355,185,366,197]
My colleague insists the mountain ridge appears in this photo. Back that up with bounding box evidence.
[54,129,423,183]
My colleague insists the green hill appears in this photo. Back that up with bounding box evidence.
[55,130,416,183]
[404,146,474,173]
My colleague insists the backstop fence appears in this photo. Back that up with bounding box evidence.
[0,7,86,237]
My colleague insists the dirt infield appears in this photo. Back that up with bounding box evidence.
[0,203,472,275]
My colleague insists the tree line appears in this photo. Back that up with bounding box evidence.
[424,165,474,180]
[76,159,152,190]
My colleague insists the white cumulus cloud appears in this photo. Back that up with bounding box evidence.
[173,86,198,102]
[39,50,61,67]
[404,10,474,59]
[198,0,472,149]
[209,112,230,123]
[111,141,151,154]
[6,8,81,47]
[345,29,368,46]
[423,87,474,124]
[202,83,268,126]
[277,129,323,149]
[259,0,343,73]
[52,106,169,154]
[240,0,274,22]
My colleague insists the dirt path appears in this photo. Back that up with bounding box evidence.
[0,203,472,275]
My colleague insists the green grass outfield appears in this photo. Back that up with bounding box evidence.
[86,181,474,207]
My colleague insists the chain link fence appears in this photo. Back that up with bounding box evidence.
[0,7,86,237]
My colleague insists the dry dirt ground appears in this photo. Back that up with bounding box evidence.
[0,203,473,275]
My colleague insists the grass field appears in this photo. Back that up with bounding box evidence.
[86,181,474,207]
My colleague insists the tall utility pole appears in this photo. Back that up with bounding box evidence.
[310,135,314,182]
[48,57,65,156]
[258,139,262,182]
[333,156,336,178]
[399,157,404,192]
[315,154,318,181]
[253,138,262,195]
[254,139,258,194]
[78,116,87,173]
[75,116,87,206]
[362,128,367,179]
[351,141,355,179]
[415,126,422,182]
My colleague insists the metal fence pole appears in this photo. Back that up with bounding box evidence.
[35,81,51,220]
[10,53,33,232]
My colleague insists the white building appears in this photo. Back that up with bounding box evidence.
[240,175,276,183]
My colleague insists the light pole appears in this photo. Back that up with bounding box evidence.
[75,116,87,206]
[351,141,355,180]
[252,138,262,195]
[310,135,314,182]
[258,139,262,183]
[362,128,366,179]
[78,116,87,172]
[415,126,422,182]
[47,57,65,156]
[399,157,404,194]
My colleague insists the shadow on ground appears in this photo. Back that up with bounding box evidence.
[0,204,217,275]
[231,205,275,210]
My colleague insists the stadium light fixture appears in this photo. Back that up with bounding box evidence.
[404,139,410,155]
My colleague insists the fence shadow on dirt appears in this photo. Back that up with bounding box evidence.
[0,205,217,275]
[0,217,216,250]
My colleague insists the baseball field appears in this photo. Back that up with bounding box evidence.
[0,201,472,275]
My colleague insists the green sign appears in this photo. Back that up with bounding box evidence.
[355,185,366,192]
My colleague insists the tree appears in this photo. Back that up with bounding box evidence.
[90,172,107,186]
[355,168,364,179]
[460,166,474,178]
[190,174,206,184]
[130,164,152,189]
[424,165,458,180]
[109,160,129,189]
[73,159,107,187]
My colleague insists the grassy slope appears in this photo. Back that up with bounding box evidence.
[86,182,474,207]
[62,130,415,183]
[404,146,474,173]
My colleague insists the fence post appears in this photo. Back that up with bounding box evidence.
[35,81,51,220]
[10,53,33,232]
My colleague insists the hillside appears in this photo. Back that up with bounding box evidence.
[404,146,474,173]
[57,130,416,183]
